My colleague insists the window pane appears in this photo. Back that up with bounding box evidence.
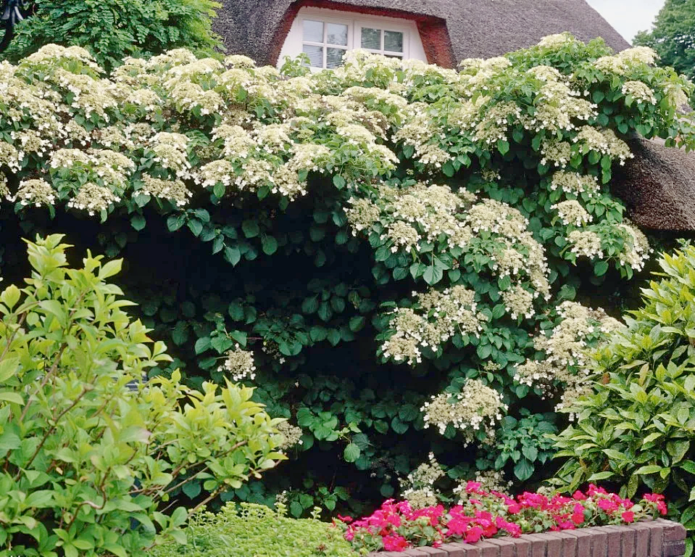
[303,45,324,68]
[361,28,381,50]
[327,23,348,46]
[385,54,403,59]
[303,20,324,43]
[384,31,404,53]
[326,47,346,69]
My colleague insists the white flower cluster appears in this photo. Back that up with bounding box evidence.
[616,221,651,271]
[276,421,304,451]
[501,284,535,320]
[574,127,633,165]
[151,132,191,179]
[218,345,256,382]
[140,175,192,207]
[622,81,657,105]
[381,286,484,365]
[551,200,593,227]
[567,219,651,272]
[568,229,604,259]
[515,301,623,411]
[15,179,55,207]
[67,182,120,215]
[400,453,445,509]
[550,171,600,198]
[422,379,507,446]
[467,199,551,300]
[595,47,659,75]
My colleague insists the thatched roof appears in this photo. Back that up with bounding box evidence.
[213,0,630,67]
[613,138,695,232]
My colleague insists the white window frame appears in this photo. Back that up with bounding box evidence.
[279,7,427,71]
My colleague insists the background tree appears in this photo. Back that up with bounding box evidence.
[0,0,222,71]
[635,0,695,90]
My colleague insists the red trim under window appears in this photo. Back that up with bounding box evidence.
[269,0,456,68]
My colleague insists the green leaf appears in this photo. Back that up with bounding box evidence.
[497,139,510,155]
[514,459,534,481]
[594,260,609,277]
[167,214,186,232]
[635,465,663,475]
[0,358,18,384]
[194,337,211,355]
[344,443,361,463]
[333,175,346,189]
[349,316,366,332]
[242,220,260,238]
[131,214,146,231]
[187,219,203,237]
[423,265,443,285]
[522,445,538,462]
[262,236,278,255]
[224,246,241,266]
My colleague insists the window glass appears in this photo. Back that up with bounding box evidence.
[327,23,348,46]
[303,20,324,43]
[303,44,324,68]
[327,48,346,68]
[384,30,404,53]
[361,28,382,50]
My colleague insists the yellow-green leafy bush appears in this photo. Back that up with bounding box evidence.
[553,244,695,546]
[0,236,284,556]
[0,35,693,513]
[149,503,356,557]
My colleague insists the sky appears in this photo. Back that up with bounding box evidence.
[585,0,666,42]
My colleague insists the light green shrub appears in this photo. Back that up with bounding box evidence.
[149,503,357,557]
[0,235,284,556]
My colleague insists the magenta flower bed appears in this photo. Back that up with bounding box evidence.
[336,484,668,553]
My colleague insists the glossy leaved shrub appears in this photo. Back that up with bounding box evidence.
[553,244,695,548]
[0,236,284,556]
[0,35,692,515]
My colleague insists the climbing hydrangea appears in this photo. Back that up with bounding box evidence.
[0,37,693,509]
[515,302,623,414]
[422,379,507,445]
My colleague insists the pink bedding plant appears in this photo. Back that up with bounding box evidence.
[336,483,668,553]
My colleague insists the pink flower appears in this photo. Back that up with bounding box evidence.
[507,502,521,514]
[644,494,668,515]
[622,511,635,523]
[383,534,409,552]
[465,526,484,543]
[573,491,587,501]
[337,515,353,524]
[598,499,618,513]
[466,481,483,494]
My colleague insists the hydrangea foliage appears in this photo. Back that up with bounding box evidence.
[0,36,693,513]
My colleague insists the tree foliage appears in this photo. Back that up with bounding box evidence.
[0,235,283,556]
[553,244,695,550]
[0,0,222,71]
[0,36,692,516]
[635,0,695,83]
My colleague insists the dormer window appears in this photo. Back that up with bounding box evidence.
[279,6,428,70]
